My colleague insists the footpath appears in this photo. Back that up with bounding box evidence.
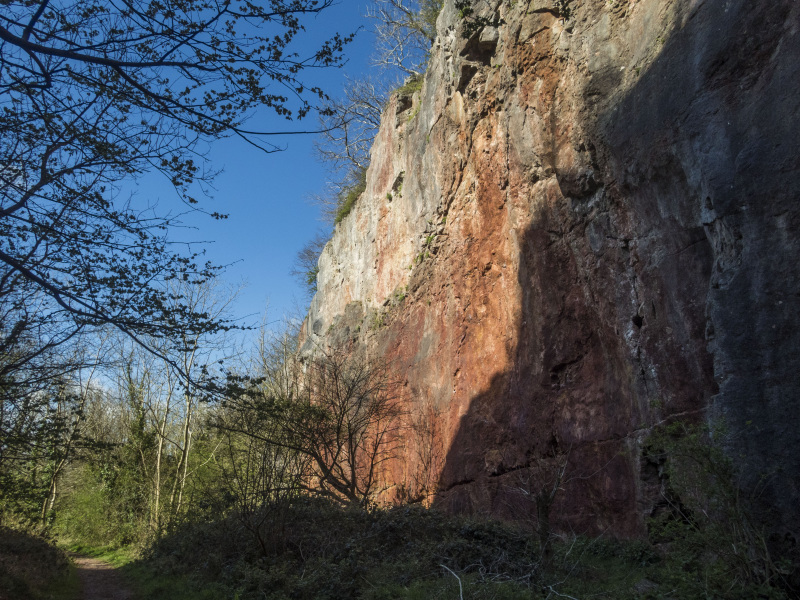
[71,555,135,600]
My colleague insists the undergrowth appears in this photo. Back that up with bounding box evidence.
[123,422,796,600]
[10,421,793,600]
[143,499,540,600]
[131,494,792,600]
[0,527,78,600]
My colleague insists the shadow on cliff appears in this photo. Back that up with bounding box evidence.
[431,0,799,548]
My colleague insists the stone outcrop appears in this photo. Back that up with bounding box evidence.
[302,0,800,551]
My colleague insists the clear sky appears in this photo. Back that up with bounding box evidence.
[130,2,380,337]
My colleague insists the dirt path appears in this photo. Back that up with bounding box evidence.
[71,555,136,600]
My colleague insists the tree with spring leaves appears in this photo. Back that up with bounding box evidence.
[0,0,350,384]
[0,0,350,528]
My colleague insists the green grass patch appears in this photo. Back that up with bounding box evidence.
[127,496,796,600]
[40,563,81,600]
[119,562,228,600]
[62,542,136,568]
[62,541,222,600]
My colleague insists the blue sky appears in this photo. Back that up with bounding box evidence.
[131,2,379,336]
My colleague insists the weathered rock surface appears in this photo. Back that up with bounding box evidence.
[302,0,800,551]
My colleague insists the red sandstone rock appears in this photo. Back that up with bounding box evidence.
[301,0,800,551]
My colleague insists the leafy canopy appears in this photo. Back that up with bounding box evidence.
[0,0,350,380]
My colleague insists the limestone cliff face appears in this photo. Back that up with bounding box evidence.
[302,0,800,546]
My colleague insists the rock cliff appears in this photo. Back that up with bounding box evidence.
[302,0,800,549]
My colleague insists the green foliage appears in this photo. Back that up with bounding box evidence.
[371,310,388,330]
[61,543,225,600]
[0,3,341,538]
[396,73,424,96]
[334,168,368,225]
[62,543,136,569]
[413,249,431,266]
[642,421,794,598]
[123,562,229,600]
[55,379,160,547]
[553,0,572,20]
[306,266,320,293]
[0,378,98,528]
[417,0,446,41]
[456,0,473,19]
[142,500,539,600]
[291,231,328,300]
[54,462,146,548]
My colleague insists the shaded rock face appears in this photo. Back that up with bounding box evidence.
[302,0,800,547]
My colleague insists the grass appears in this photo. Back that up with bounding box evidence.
[12,488,796,600]
[14,419,797,599]
[334,186,360,225]
[62,542,136,568]
[120,563,228,600]
[137,499,541,600]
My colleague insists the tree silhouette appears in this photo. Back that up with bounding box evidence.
[0,0,350,382]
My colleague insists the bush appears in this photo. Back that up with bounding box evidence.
[54,462,148,548]
[144,499,539,600]
[0,527,74,600]
[334,168,368,225]
[395,73,423,96]
[643,421,794,598]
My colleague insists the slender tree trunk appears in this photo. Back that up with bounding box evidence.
[168,388,194,524]
[174,391,193,519]
[152,428,164,532]
[537,493,553,565]
[41,474,57,523]
[151,386,173,534]
[39,380,92,525]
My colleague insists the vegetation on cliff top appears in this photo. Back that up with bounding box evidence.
[334,168,369,226]
[293,1,443,300]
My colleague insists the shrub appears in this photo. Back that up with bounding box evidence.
[0,527,73,600]
[334,168,368,225]
[643,421,794,598]
[395,73,423,96]
[144,500,539,600]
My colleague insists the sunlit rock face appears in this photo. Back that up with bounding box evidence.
[301,0,800,550]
